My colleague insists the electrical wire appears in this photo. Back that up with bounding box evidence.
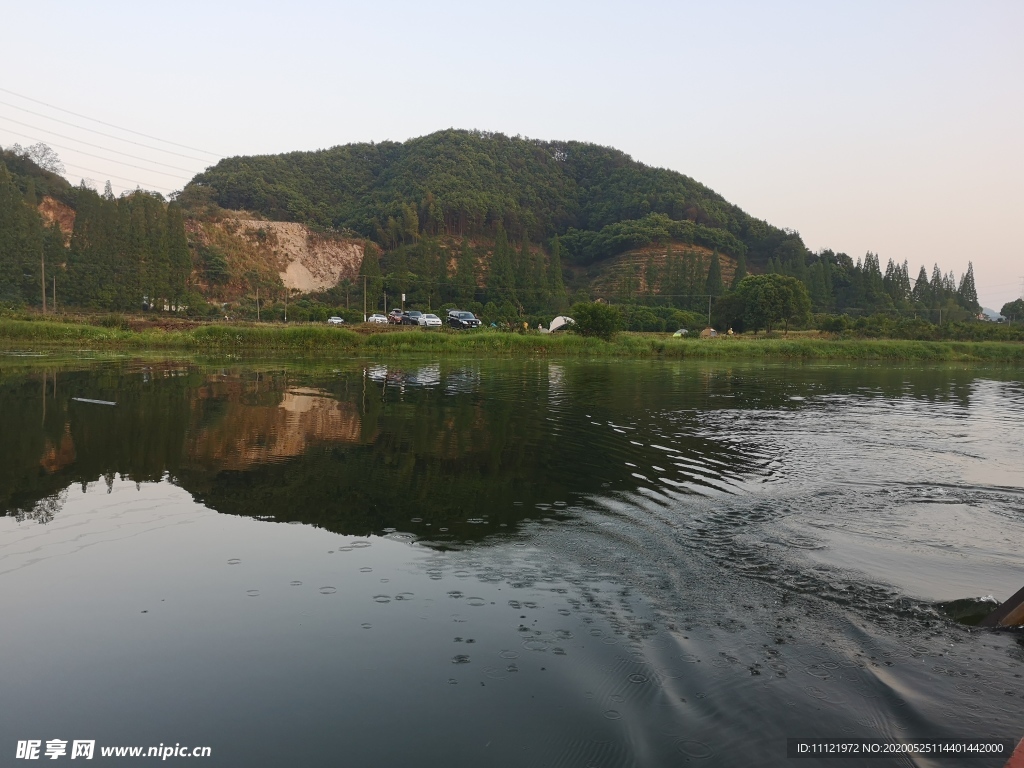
[0,114,201,174]
[0,86,222,157]
[0,126,193,181]
[61,161,175,193]
[0,99,212,162]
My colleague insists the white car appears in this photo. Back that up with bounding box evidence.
[421,313,443,328]
[367,314,388,324]
[327,316,345,325]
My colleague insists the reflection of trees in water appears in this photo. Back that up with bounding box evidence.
[12,488,67,524]
[0,360,1009,534]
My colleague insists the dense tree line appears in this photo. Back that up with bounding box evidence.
[65,184,191,311]
[1,148,192,312]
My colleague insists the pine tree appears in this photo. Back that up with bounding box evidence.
[488,223,516,304]
[547,235,567,310]
[956,261,980,312]
[705,250,724,297]
[912,265,930,305]
[165,202,191,308]
[731,250,746,289]
[455,239,477,305]
[359,241,384,312]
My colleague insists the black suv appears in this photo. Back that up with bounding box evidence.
[401,310,424,326]
[447,310,481,329]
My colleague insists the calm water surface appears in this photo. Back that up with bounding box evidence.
[1,357,1022,767]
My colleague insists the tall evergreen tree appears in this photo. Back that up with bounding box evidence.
[455,239,477,305]
[705,250,724,297]
[547,235,567,310]
[488,223,516,304]
[957,261,980,312]
[731,250,747,289]
[359,241,383,312]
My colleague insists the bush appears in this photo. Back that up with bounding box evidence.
[569,302,623,341]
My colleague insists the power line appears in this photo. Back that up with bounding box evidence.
[0,86,222,157]
[0,100,213,163]
[61,161,175,193]
[0,126,192,181]
[0,115,200,174]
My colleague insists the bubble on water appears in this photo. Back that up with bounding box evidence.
[629,674,649,684]
[484,667,508,679]
[327,550,334,554]
[675,740,714,759]
[361,623,372,629]
[523,639,547,651]
[349,541,371,549]
[395,592,414,601]
[555,630,574,640]
[246,590,259,597]
[558,608,571,616]
[379,578,390,583]
[602,637,619,645]
[227,559,241,565]
[603,710,622,720]
[373,595,391,603]
[359,567,373,573]
[590,629,604,637]
[804,686,828,700]
[506,664,519,673]
[466,597,486,607]
[680,654,700,663]
[499,650,519,660]
[447,591,464,599]
[610,694,625,703]
[337,546,353,552]
[447,678,458,685]
[553,647,567,656]
[411,517,423,523]
[319,586,337,595]
[454,570,471,578]
[452,654,471,664]
[290,581,303,587]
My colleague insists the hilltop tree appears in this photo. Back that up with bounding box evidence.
[734,274,811,334]
[731,250,746,289]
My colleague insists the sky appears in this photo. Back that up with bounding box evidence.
[2,0,1021,308]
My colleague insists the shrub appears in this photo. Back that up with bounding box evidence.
[569,302,623,341]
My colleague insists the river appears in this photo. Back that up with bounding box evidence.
[1,356,1021,766]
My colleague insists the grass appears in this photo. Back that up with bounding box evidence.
[1,318,1023,362]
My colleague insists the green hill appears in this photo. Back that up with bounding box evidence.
[185,129,798,269]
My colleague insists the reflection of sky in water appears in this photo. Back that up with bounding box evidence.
[2,361,1023,766]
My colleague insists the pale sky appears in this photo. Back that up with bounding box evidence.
[2,0,1021,308]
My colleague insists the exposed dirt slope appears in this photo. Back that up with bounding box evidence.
[37,196,75,243]
[187,211,365,300]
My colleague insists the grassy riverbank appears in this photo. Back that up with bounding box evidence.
[1,318,1022,362]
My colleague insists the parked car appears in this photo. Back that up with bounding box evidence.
[448,310,481,329]
[421,313,443,328]
[401,310,424,326]
[327,316,345,325]
[367,314,388,324]
[387,309,404,325]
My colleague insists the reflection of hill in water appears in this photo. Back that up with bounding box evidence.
[186,386,368,471]
[1,359,1003,545]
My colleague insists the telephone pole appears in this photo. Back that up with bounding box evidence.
[363,275,367,322]
[41,245,46,314]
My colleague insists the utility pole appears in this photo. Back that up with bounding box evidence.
[256,285,260,322]
[707,294,711,326]
[52,276,56,313]
[284,289,288,323]
[363,275,367,322]
[41,245,46,314]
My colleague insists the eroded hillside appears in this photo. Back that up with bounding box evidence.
[186,211,366,301]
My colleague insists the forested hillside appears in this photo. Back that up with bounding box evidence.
[0,133,990,331]
[186,129,788,267]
